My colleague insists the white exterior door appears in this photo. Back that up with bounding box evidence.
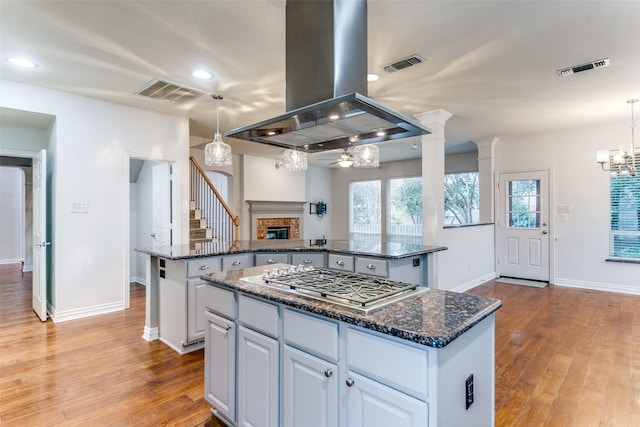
[32,149,48,321]
[498,171,550,281]
[151,163,171,245]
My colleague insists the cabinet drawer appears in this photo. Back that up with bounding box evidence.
[347,328,428,401]
[355,257,388,277]
[205,286,236,320]
[290,253,325,268]
[222,254,253,271]
[238,294,280,338]
[328,254,354,272]
[255,253,289,266]
[284,309,339,362]
[187,257,221,278]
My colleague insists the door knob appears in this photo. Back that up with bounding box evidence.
[542,230,548,234]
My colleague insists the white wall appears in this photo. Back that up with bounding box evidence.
[445,151,478,173]
[0,167,24,263]
[304,165,333,240]
[0,80,190,321]
[495,120,639,292]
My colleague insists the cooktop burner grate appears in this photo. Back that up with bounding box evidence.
[264,268,418,307]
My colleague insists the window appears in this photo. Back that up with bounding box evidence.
[444,172,479,225]
[350,180,381,241]
[609,173,640,260]
[389,177,422,243]
[507,179,540,228]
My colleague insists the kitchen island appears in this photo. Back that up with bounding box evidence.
[201,264,501,427]
[136,240,446,354]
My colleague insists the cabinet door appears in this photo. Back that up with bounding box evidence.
[290,252,326,269]
[223,253,254,271]
[187,279,217,342]
[205,311,236,424]
[255,253,289,266]
[283,346,338,427]
[238,326,279,427]
[344,372,428,427]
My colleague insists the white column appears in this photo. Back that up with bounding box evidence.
[415,109,452,289]
[415,109,452,245]
[473,137,498,224]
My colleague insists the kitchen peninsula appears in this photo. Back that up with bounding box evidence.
[201,264,501,427]
[136,239,447,354]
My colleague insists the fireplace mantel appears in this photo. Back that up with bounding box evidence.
[246,201,307,240]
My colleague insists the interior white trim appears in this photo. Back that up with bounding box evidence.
[554,278,640,296]
[49,300,125,323]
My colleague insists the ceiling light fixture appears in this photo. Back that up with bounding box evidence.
[7,57,37,69]
[192,70,212,79]
[367,73,379,82]
[597,99,637,177]
[353,144,379,168]
[337,151,354,168]
[283,149,307,171]
[205,94,232,167]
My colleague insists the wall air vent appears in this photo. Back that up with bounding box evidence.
[135,78,206,104]
[556,58,610,77]
[383,54,426,73]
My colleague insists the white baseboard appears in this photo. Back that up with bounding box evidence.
[554,278,640,296]
[0,258,22,265]
[49,301,125,323]
[142,326,159,341]
[131,275,146,286]
[22,264,33,272]
[450,272,498,293]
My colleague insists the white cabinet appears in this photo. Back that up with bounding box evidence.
[205,310,236,424]
[290,252,326,268]
[255,253,289,266]
[223,253,253,271]
[238,326,279,427]
[344,372,428,427]
[328,254,354,272]
[283,345,339,427]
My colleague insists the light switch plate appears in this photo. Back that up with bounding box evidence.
[557,205,570,213]
[71,202,89,213]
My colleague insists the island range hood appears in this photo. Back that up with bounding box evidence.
[224,0,431,153]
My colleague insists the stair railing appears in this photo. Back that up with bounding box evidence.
[189,156,240,246]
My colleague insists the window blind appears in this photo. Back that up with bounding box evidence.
[609,152,640,260]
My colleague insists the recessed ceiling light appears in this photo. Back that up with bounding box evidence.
[7,57,37,69]
[367,73,380,82]
[192,70,212,79]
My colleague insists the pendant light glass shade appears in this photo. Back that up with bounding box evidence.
[283,149,307,171]
[205,95,232,167]
[353,144,379,168]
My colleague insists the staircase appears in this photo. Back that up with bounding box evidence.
[190,201,214,243]
[189,156,240,249]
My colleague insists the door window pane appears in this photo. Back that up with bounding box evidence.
[389,177,422,244]
[350,180,381,241]
[508,179,540,228]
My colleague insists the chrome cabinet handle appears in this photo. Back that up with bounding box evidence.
[267,259,277,264]
[324,369,333,378]
[345,378,354,387]
[336,260,345,266]
[232,260,241,266]
[366,264,376,270]
[303,259,313,264]
[199,265,210,270]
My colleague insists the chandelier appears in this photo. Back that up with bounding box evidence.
[353,144,379,168]
[205,94,232,167]
[283,149,307,171]
[597,99,637,177]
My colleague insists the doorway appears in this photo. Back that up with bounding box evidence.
[497,170,551,282]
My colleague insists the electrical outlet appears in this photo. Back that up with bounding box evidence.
[412,258,420,267]
[465,374,474,410]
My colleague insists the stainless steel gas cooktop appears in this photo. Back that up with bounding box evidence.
[240,266,428,314]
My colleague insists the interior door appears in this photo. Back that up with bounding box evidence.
[32,149,48,321]
[498,171,550,281]
[151,162,172,245]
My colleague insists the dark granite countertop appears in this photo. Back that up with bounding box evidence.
[201,265,501,349]
[136,239,447,260]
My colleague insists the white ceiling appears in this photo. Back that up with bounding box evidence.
[1,1,639,166]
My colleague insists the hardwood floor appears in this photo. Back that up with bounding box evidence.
[1,263,639,426]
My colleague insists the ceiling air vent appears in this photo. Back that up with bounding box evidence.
[383,54,426,73]
[135,78,206,104]
[556,58,610,77]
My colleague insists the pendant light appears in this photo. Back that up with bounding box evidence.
[205,94,232,167]
[283,149,307,171]
[353,144,379,168]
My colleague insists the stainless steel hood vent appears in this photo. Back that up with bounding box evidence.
[225,0,430,152]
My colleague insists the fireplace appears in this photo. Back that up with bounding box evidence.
[247,201,306,241]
